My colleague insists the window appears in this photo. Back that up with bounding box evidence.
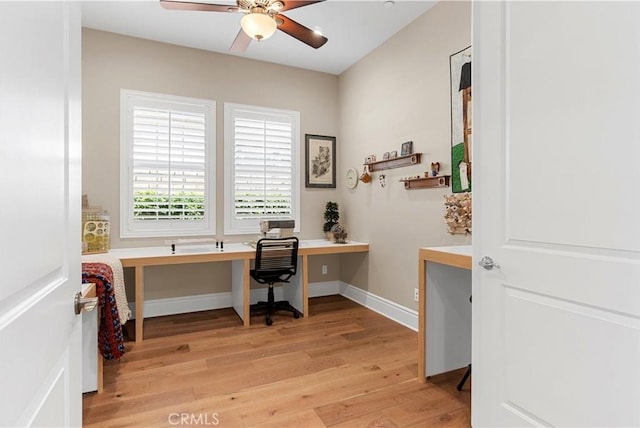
[120,90,215,238]
[224,103,300,234]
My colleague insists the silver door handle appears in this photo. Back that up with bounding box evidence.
[478,256,500,270]
[74,292,98,315]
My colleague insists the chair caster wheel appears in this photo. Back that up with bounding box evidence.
[266,315,273,326]
[293,312,300,319]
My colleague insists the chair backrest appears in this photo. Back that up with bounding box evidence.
[252,237,299,284]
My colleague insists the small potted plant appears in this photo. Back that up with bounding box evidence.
[323,201,339,240]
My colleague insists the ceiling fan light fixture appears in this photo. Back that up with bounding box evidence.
[241,12,277,41]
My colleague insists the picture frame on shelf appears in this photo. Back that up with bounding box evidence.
[390,150,398,158]
[383,151,390,160]
[401,141,413,156]
[305,134,336,188]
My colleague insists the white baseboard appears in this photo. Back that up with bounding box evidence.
[309,280,340,297]
[128,280,418,332]
[129,292,232,319]
[338,282,418,331]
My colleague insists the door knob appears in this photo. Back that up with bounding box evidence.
[74,291,98,315]
[478,256,500,270]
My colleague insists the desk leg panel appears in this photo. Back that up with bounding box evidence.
[135,266,144,343]
[283,255,304,315]
[97,354,103,393]
[243,259,250,326]
[231,259,250,326]
[302,255,309,316]
[418,260,427,382]
[425,262,472,376]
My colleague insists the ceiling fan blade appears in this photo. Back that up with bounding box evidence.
[229,28,252,52]
[279,0,325,12]
[276,14,327,49]
[159,0,239,13]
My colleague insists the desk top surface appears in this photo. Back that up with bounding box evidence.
[108,239,369,265]
[420,245,471,257]
[418,245,472,269]
[81,282,96,297]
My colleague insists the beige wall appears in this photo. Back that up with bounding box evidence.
[82,29,340,299]
[83,1,471,307]
[337,1,472,309]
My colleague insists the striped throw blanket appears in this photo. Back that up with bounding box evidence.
[82,262,126,360]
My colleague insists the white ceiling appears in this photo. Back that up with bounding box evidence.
[81,0,437,75]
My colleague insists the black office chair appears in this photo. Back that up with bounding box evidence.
[249,237,301,326]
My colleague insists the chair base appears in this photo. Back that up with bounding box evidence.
[250,285,302,326]
[456,364,471,391]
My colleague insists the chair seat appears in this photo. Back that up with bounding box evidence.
[249,269,292,284]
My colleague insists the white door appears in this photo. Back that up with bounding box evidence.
[473,1,640,426]
[0,3,82,427]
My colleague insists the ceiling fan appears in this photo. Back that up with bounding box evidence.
[160,0,328,52]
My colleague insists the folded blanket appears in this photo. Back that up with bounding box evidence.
[81,254,131,324]
[82,262,126,360]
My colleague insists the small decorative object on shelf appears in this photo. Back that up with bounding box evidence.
[401,141,413,156]
[330,223,348,244]
[430,162,441,176]
[390,150,398,158]
[443,193,472,234]
[359,165,372,183]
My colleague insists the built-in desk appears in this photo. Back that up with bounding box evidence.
[418,245,472,382]
[108,240,368,342]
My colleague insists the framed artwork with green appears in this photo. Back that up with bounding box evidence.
[450,46,472,193]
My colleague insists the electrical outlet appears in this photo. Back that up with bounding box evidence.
[414,288,419,302]
[322,265,328,275]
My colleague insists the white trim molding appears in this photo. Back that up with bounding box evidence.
[129,292,232,319]
[338,281,418,331]
[309,280,341,297]
[127,280,418,331]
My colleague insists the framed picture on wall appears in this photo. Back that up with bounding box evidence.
[450,45,472,193]
[401,141,413,156]
[305,134,336,188]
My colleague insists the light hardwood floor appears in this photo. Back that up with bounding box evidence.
[83,295,471,427]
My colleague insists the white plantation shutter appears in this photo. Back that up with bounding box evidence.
[224,103,300,234]
[132,108,206,219]
[121,90,215,237]
[233,117,293,218]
